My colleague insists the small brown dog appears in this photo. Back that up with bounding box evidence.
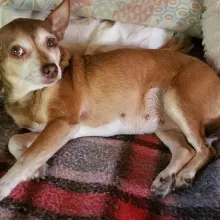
[0,0,218,200]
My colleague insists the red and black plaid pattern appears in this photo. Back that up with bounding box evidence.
[0,109,220,220]
[0,130,176,220]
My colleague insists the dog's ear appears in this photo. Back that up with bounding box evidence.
[44,0,70,40]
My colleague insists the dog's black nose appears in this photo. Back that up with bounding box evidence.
[42,63,58,78]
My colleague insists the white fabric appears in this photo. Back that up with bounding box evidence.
[0,7,174,55]
[202,0,220,72]
[62,18,174,55]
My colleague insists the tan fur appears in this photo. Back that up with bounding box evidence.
[0,0,218,200]
[160,35,193,53]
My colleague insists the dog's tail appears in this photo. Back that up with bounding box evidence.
[160,34,193,54]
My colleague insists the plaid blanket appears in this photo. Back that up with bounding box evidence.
[0,40,219,219]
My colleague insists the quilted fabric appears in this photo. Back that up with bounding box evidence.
[0,0,203,37]
[0,39,219,219]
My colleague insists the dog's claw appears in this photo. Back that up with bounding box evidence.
[150,172,176,197]
[31,163,48,180]
[175,171,194,189]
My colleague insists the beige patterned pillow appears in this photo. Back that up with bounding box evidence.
[1,0,203,37]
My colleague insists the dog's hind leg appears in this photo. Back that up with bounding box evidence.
[151,130,195,197]
[163,90,216,190]
[8,132,48,179]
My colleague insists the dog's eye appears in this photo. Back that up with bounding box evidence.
[11,46,24,57]
[47,38,57,48]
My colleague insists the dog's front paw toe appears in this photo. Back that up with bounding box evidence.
[175,171,194,189]
[150,173,175,197]
[31,163,48,180]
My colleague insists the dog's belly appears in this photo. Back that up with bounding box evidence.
[74,116,161,138]
[73,88,165,138]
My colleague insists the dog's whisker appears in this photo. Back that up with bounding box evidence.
[16,77,21,86]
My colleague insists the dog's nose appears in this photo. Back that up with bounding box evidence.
[42,63,58,78]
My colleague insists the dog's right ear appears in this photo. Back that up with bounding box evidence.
[44,0,70,40]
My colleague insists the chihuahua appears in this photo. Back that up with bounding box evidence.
[0,0,218,199]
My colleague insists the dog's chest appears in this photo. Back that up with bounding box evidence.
[13,114,46,132]
[7,103,48,133]
[6,87,54,132]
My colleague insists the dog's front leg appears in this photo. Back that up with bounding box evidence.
[8,132,49,179]
[0,119,77,200]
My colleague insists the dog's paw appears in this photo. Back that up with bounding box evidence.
[31,163,48,180]
[150,172,175,197]
[175,170,194,189]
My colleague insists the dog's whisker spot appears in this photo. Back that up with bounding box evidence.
[16,77,21,85]
[120,113,126,118]
[145,114,150,120]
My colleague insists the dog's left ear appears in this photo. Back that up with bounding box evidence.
[44,0,70,40]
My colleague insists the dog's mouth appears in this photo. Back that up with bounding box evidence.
[41,73,61,85]
[23,66,61,87]
[15,63,62,88]
[42,77,58,85]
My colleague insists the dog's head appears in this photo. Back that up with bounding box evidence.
[0,0,70,99]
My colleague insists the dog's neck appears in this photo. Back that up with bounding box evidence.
[5,80,46,103]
